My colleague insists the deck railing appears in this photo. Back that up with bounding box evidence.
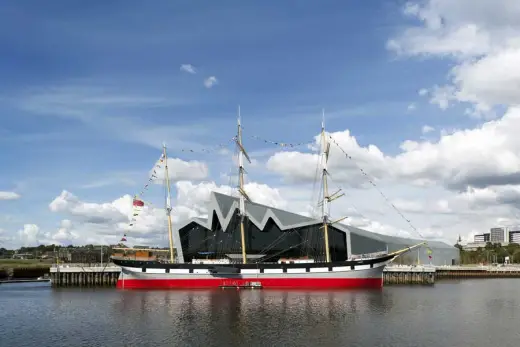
[350,250,388,259]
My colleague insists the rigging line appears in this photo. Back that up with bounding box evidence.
[257,225,321,258]
[256,229,300,256]
[324,172,418,248]
[242,131,315,148]
[256,232,289,255]
[328,135,426,240]
[253,239,310,263]
[134,138,236,199]
[325,173,370,223]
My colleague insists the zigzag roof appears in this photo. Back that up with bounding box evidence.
[177,191,455,249]
[178,191,322,232]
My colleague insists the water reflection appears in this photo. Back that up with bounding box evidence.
[2,280,520,347]
[107,289,395,346]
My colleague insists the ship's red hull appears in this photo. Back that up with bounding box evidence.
[116,277,383,289]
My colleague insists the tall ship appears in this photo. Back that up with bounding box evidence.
[111,112,425,289]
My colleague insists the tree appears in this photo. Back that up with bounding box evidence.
[514,249,520,263]
[506,243,520,263]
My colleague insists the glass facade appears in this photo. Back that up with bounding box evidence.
[509,231,520,243]
[179,210,348,262]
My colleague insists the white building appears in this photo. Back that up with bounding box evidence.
[490,227,506,243]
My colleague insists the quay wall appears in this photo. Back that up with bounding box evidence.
[436,265,520,279]
[50,264,120,287]
[11,267,50,279]
[48,264,520,288]
[383,266,436,285]
[0,267,50,280]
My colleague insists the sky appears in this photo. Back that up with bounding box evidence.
[2,0,520,248]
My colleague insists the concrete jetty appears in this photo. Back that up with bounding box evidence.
[383,264,520,285]
[383,265,436,285]
[50,263,121,287]
[436,265,520,279]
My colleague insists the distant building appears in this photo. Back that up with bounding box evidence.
[490,227,506,243]
[509,230,520,244]
[474,233,490,243]
[12,253,34,260]
[463,242,486,251]
[68,247,110,263]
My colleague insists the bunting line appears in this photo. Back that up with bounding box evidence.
[328,135,427,241]
[246,134,314,148]
[123,139,236,240]
[135,153,165,197]
[176,138,236,154]
[123,152,165,236]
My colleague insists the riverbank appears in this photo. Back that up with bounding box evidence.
[0,259,53,268]
[0,260,52,280]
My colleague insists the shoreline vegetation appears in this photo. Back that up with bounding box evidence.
[455,242,520,264]
[0,259,54,269]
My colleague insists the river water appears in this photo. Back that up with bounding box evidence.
[1,279,519,347]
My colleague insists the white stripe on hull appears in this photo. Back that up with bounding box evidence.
[119,260,389,281]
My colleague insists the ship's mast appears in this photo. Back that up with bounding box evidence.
[320,112,331,263]
[236,106,252,264]
[163,143,175,263]
[319,111,347,263]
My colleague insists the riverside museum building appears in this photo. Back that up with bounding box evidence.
[177,192,459,266]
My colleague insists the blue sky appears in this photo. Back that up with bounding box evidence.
[1,0,500,247]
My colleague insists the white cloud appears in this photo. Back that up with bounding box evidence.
[7,220,87,247]
[180,64,196,74]
[152,157,209,182]
[266,129,387,187]
[422,125,435,134]
[0,191,20,200]
[49,190,129,224]
[204,76,218,88]
[389,0,520,116]
[268,107,520,191]
[38,180,289,247]
[418,88,429,96]
[18,224,49,247]
[52,220,80,245]
[407,103,416,111]
[392,199,424,213]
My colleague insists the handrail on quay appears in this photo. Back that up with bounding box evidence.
[51,263,119,268]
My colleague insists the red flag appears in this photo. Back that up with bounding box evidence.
[133,198,144,207]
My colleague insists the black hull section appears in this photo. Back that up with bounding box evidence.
[111,254,395,271]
